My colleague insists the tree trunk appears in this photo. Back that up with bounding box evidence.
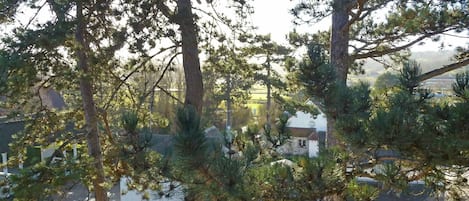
[76,2,108,201]
[177,0,204,114]
[226,74,232,131]
[266,56,272,126]
[326,116,339,147]
[330,0,350,85]
[327,0,351,148]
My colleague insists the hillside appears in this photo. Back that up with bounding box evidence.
[352,50,469,86]
[359,50,466,76]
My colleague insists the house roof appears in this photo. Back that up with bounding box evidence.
[308,132,318,141]
[0,120,25,153]
[356,177,441,201]
[149,126,225,156]
[0,119,77,154]
[38,87,66,109]
[149,134,174,155]
[287,111,327,132]
[0,87,66,117]
[289,127,315,138]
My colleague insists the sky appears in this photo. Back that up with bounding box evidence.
[249,0,468,52]
[2,0,467,54]
[250,0,328,44]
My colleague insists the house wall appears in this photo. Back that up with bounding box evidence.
[285,106,327,158]
[121,178,184,201]
[278,137,320,158]
[308,140,319,158]
[278,137,308,156]
[40,147,56,161]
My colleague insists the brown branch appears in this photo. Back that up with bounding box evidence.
[352,26,458,60]
[352,33,413,53]
[347,0,390,30]
[103,66,141,110]
[156,0,177,23]
[347,0,366,28]
[156,85,184,105]
[141,52,181,103]
[97,108,115,143]
[370,57,392,69]
[352,34,430,60]
[418,58,469,82]
[103,45,179,110]
[23,1,47,29]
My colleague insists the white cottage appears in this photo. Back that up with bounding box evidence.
[279,108,327,158]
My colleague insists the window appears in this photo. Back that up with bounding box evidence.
[298,139,306,148]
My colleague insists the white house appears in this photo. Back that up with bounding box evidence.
[279,107,327,158]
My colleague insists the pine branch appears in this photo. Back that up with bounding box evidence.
[352,28,457,60]
[156,0,177,23]
[103,45,178,110]
[418,58,469,82]
[156,85,184,105]
[352,34,430,60]
[140,52,182,106]
[24,1,47,29]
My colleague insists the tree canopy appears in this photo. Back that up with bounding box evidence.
[0,0,468,200]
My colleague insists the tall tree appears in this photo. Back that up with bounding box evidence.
[0,0,167,199]
[241,34,291,126]
[203,44,257,130]
[294,43,469,199]
[75,1,107,199]
[337,62,469,200]
[168,0,204,113]
[156,0,253,114]
[292,0,469,146]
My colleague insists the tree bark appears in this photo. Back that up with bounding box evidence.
[225,74,232,131]
[327,0,351,148]
[330,0,351,85]
[266,56,272,126]
[76,2,108,200]
[177,0,204,114]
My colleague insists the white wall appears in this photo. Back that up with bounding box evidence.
[313,113,327,132]
[40,147,55,161]
[121,178,184,201]
[308,140,319,158]
[278,137,308,156]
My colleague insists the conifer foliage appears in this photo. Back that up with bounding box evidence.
[172,105,246,200]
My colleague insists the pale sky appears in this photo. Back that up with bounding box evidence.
[2,0,467,53]
[250,0,329,45]
[249,0,468,52]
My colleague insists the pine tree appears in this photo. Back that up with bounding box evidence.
[172,105,247,200]
[292,0,469,146]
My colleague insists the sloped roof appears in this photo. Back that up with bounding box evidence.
[149,127,225,156]
[39,87,66,109]
[356,178,441,201]
[287,111,327,132]
[0,120,25,153]
[0,87,66,116]
[0,119,77,154]
[149,134,174,155]
[289,127,315,138]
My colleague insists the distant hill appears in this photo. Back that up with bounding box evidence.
[351,51,469,88]
[358,50,468,78]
